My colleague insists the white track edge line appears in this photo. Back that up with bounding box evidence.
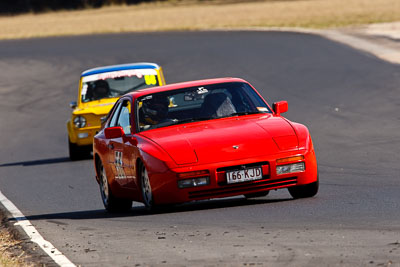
[0,190,76,267]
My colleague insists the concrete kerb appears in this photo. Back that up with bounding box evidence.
[321,29,400,65]
[210,25,400,65]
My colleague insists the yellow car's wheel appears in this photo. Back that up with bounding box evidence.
[68,139,91,161]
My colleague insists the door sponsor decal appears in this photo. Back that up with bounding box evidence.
[114,151,126,179]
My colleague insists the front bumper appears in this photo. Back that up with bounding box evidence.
[148,149,318,205]
[67,120,101,146]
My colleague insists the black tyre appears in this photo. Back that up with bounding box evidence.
[68,139,81,160]
[68,139,91,161]
[244,191,270,199]
[140,163,155,210]
[97,160,132,212]
[288,180,319,199]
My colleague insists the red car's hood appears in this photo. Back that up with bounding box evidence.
[140,115,298,165]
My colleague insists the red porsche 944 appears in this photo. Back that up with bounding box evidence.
[93,78,318,212]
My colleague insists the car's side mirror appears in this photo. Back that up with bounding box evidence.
[70,101,77,109]
[273,101,288,116]
[104,126,125,139]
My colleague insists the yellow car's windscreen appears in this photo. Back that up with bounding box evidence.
[81,69,159,103]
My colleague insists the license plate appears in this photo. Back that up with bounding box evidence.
[226,167,263,184]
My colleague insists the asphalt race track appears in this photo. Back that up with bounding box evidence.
[0,31,399,266]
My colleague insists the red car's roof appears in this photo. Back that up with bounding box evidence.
[128,77,248,99]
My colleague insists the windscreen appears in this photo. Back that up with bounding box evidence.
[136,82,271,132]
[81,69,159,103]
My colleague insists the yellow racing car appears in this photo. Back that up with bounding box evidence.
[67,62,165,160]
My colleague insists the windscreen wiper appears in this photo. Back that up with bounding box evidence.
[228,111,263,116]
[173,117,213,125]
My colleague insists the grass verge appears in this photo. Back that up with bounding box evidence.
[0,0,399,40]
[0,217,32,267]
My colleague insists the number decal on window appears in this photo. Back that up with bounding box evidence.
[144,75,157,85]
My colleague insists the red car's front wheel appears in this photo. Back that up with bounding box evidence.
[288,178,319,199]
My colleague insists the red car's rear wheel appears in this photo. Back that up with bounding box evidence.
[97,159,132,212]
[140,164,154,210]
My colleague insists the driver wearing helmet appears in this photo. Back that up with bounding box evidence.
[92,80,110,100]
[140,95,170,128]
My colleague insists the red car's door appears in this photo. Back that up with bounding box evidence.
[106,99,138,190]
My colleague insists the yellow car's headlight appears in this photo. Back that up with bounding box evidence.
[73,116,86,128]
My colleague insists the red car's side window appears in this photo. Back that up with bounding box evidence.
[108,99,132,135]
[109,102,122,128]
[117,101,132,135]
